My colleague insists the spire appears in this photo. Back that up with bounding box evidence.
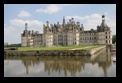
[25,23,28,30]
[63,16,65,25]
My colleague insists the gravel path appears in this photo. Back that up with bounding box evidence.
[69,46,92,50]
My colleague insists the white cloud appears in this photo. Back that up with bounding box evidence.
[36,4,71,14]
[66,13,116,34]
[4,26,15,36]
[10,19,44,27]
[4,19,44,44]
[66,14,101,20]
[4,25,21,44]
[18,10,31,17]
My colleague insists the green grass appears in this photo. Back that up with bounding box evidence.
[17,45,104,51]
[18,46,86,51]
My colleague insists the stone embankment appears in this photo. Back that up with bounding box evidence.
[4,46,105,56]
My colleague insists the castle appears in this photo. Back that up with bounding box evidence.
[21,15,112,47]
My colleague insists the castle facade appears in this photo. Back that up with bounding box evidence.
[21,15,112,47]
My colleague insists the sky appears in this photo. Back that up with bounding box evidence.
[4,4,116,44]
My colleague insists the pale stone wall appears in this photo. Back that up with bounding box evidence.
[97,32,106,44]
[97,31,112,45]
[76,33,80,45]
[43,33,53,47]
[105,31,112,44]
[27,36,33,47]
[80,33,97,46]
[53,33,58,46]
[21,36,28,47]
[62,33,67,46]
[33,34,43,47]
[67,32,74,46]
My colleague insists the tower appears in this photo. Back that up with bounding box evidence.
[101,15,107,32]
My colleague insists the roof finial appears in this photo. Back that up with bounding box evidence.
[102,14,105,18]
[102,15,105,22]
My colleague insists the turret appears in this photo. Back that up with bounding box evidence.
[100,15,108,32]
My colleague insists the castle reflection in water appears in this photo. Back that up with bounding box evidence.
[4,48,115,77]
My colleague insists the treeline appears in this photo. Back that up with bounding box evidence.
[4,43,21,47]
[112,35,116,44]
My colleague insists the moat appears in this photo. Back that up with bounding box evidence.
[4,48,116,77]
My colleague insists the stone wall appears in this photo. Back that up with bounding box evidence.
[89,45,106,55]
[4,46,105,56]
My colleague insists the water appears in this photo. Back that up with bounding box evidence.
[4,49,116,77]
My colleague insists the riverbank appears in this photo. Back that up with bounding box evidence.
[4,45,105,56]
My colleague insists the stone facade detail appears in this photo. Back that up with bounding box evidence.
[21,15,112,47]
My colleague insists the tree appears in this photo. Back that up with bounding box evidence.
[4,43,8,47]
[112,35,116,44]
[6,43,21,47]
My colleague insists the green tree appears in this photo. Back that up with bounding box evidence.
[112,35,116,44]
[6,43,21,47]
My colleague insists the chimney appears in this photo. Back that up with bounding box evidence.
[25,23,28,30]
[46,21,49,26]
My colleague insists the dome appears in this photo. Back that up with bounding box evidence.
[101,22,108,28]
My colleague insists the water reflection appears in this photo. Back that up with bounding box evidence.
[4,48,116,77]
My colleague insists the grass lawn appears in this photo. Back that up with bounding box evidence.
[18,45,104,51]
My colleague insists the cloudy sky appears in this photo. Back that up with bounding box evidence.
[4,4,116,44]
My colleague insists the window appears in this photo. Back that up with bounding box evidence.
[106,36,107,39]
[106,40,107,44]
[106,32,107,34]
